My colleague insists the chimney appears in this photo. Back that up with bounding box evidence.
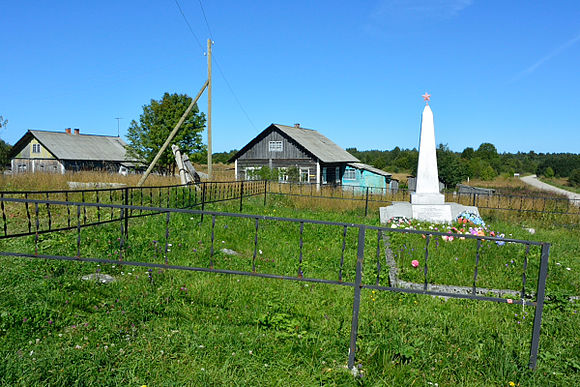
[74,128,80,135]
[294,123,300,128]
[65,128,71,134]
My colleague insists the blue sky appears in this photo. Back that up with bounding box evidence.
[1,0,579,154]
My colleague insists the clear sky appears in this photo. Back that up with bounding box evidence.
[1,1,579,154]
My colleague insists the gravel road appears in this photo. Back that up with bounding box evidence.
[520,175,580,205]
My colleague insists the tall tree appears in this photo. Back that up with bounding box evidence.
[126,93,206,174]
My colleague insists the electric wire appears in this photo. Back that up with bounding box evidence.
[197,0,214,42]
[173,0,258,132]
[173,0,204,52]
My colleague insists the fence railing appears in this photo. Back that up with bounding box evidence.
[267,181,580,217]
[0,197,550,370]
[0,181,267,239]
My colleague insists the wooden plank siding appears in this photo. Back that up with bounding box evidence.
[237,130,311,161]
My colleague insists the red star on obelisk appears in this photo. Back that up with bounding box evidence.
[422,92,431,104]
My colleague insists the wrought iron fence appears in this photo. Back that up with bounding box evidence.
[267,181,580,217]
[0,196,550,370]
[0,181,267,238]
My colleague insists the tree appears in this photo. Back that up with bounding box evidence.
[0,115,7,131]
[437,144,468,188]
[461,147,474,160]
[126,93,206,174]
[0,139,11,169]
[569,169,580,187]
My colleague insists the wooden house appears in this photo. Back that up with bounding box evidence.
[229,123,397,190]
[343,162,399,194]
[9,129,136,174]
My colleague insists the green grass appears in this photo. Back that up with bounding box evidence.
[0,195,579,386]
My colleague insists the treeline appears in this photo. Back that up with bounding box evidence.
[346,143,580,187]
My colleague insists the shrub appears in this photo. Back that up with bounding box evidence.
[569,168,580,187]
[544,167,555,178]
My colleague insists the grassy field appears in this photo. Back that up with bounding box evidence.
[0,187,578,386]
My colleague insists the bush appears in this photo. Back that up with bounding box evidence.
[570,168,580,187]
[544,167,555,178]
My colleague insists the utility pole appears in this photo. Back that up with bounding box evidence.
[207,38,213,179]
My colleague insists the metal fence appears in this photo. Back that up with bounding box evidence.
[0,196,550,370]
[267,181,580,217]
[0,180,267,239]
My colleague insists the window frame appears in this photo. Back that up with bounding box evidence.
[268,140,283,152]
[343,168,356,181]
[32,143,41,153]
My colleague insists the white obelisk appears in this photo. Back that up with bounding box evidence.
[411,94,445,205]
[379,93,480,224]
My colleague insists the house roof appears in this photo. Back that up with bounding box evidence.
[230,124,359,163]
[348,162,392,178]
[10,130,133,162]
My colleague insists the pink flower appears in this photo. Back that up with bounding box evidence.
[411,260,420,268]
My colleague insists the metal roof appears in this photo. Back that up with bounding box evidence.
[348,162,392,177]
[273,124,359,163]
[30,130,131,161]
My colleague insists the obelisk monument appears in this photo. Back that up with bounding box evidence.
[411,93,445,205]
[379,93,480,224]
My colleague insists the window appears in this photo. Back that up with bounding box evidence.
[322,167,327,184]
[343,168,356,180]
[269,141,283,152]
[245,167,259,180]
[32,143,41,153]
[300,168,309,183]
[277,167,288,182]
[335,167,341,183]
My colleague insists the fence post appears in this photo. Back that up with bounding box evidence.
[201,183,206,222]
[364,187,369,217]
[263,180,268,206]
[529,242,550,369]
[472,193,476,207]
[348,225,365,370]
[123,187,129,238]
[239,180,245,212]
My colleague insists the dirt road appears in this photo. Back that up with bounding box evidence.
[520,175,580,205]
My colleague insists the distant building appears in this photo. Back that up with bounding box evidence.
[9,128,137,174]
[229,123,397,191]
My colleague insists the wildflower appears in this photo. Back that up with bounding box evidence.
[507,299,513,304]
[509,382,515,387]
[411,260,420,268]
[566,268,572,271]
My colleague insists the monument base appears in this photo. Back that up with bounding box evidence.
[411,192,445,205]
[379,201,480,224]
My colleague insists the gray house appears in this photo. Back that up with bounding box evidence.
[229,123,397,191]
[9,128,136,174]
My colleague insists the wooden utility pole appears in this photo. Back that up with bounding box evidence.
[137,80,209,187]
[207,38,213,179]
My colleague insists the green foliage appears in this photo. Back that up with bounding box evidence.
[437,143,469,188]
[480,165,497,181]
[544,167,555,178]
[536,154,580,178]
[569,168,580,187]
[0,139,11,169]
[126,92,206,174]
[211,149,238,165]
[0,115,7,130]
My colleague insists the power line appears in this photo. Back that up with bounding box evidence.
[197,0,214,42]
[173,0,204,52]
[172,0,258,132]
[213,56,258,132]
